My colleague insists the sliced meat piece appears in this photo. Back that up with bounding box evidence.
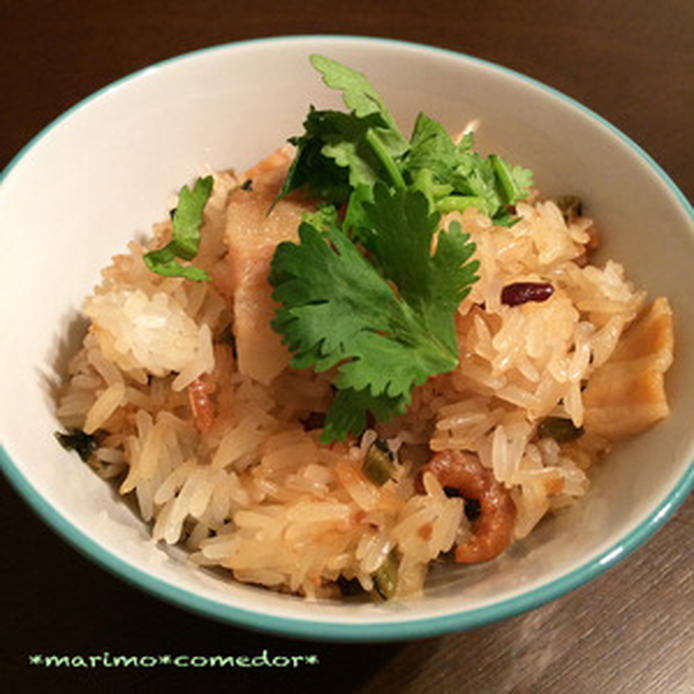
[225,148,314,385]
[583,297,673,439]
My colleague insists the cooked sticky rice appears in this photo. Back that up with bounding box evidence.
[56,159,673,600]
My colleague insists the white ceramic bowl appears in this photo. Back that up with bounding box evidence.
[1,36,692,641]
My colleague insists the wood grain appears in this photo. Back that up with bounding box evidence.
[1,1,692,692]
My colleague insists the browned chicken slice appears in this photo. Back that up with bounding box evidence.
[583,297,674,439]
[225,148,314,385]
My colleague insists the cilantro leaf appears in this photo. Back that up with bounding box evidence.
[275,56,409,204]
[301,203,341,230]
[267,56,536,441]
[278,58,532,230]
[404,113,533,225]
[309,55,392,120]
[310,54,409,157]
[141,245,211,281]
[277,109,354,204]
[269,185,479,442]
[341,183,375,244]
[143,175,213,281]
[317,110,395,189]
[321,387,408,443]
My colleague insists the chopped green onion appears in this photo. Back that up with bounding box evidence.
[537,417,584,442]
[555,195,583,223]
[362,438,396,486]
[372,550,399,600]
[54,429,98,462]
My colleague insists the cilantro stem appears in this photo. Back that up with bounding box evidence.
[411,168,453,204]
[490,154,520,205]
[365,129,406,190]
[437,195,488,215]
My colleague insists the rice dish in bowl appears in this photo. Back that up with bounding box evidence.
[55,56,674,601]
[1,37,692,639]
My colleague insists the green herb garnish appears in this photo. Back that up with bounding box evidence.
[537,416,584,442]
[270,183,478,443]
[143,175,214,281]
[276,56,409,206]
[270,56,533,442]
[276,55,532,227]
[54,429,99,462]
[372,550,400,600]
[362,439,396,486]
[555,194,583,223]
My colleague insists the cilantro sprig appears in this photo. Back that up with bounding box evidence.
[270,183,479,442]
[276,55,533,227]
[406,114,533,225]
[143,175,214,281]
[269,56,532,441]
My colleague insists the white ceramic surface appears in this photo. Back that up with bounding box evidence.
[1,36,692,641]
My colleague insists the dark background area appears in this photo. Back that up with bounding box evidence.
[1,1,692,692]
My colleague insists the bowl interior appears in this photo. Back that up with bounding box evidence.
[1,36,693,640]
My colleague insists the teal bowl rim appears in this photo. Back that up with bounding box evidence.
[1,34,693,642]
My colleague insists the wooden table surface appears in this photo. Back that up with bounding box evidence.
[1,2,692,692]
